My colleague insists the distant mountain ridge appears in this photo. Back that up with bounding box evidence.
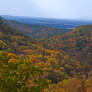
[2,15,92,30]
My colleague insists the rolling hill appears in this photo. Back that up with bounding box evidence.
[0,16,67,40]
[0,17,47,55]
[47,25,92,64]
[7,20,66,39]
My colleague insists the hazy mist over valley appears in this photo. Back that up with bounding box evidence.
[2,15,92,30]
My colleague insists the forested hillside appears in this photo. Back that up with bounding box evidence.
[0,17,92,92]
[46,25,92,63]
[0,17,46,56]
[3,18,66,39]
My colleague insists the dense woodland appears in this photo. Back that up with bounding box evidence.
[46,25,92,64]
[6,19,66,39]
[0,17,92,92]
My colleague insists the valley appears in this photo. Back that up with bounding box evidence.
[0,16,92,92]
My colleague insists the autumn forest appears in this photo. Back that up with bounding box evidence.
[0,16,92,92]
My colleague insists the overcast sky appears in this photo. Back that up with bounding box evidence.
[0,0,92,20]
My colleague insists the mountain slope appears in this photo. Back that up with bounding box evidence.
[0,17,46,55]
[5,19,66,39]
[47,25,92,63]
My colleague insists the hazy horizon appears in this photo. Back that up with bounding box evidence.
[0,0,92,20]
